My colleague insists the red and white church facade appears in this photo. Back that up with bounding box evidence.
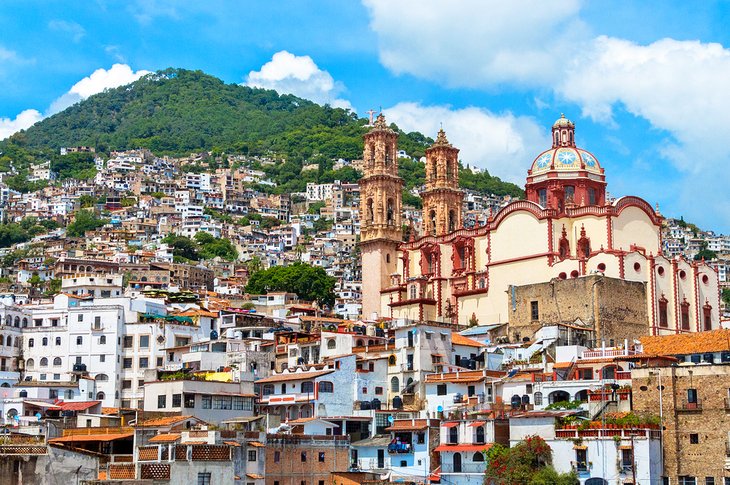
[359,114,719,337]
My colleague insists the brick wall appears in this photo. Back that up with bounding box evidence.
[265,436,350,485]
[632,365,730,482]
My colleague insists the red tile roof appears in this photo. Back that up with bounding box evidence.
[434,443,493,453]
[255,370,333,384]
[452,334,486,348]
[57,401,101,411]
[49,432,133,443]
[385,419,438,431]
[641,329,730,356]
[149,433,181,443]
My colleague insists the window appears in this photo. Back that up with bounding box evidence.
[233,397,252,410]
[575,449,588,471]
[689,433,699,444]
[538,189,547,207]
[318,381,333,393]
[197,473,212,485]
[40,357,48,366]
[588,188,596,205]
[40,373,46,381]
[158,395,166,409]
[77,315,83,322]
[327,339,336,350]
[139,335,149,348]
[621,448,634,469]
[391,376,399,393]
[534,392,543,406]
[473,451,484,462]
[201,395,212,409]
[705,478,714,485]
[678,478,696,485]
[704,305,712,331]
[123,357,133,369]
[28,338,34,348]
[248,450,257,461]
[681,301,690,330]
[99,335,106,345]
[139,357,149,368]
[123,336,133,348]
[659,297,668,327]
[100,354,106,362]
[122,380,132,389]
[531,301,539,321]
[274,451,280,463]
[94,316,101,328]
[301,451,307,462]
[55,337,61,345]
[157,357,163,367]
[319,452,325,462]
[262,384,274,396]
[687,388,698,403]
[96,373,108,381]
[25,359,34,369]
[375,386,383,395]
[437,384,447,396]
[301,381,314,393]
[172,394,181,407]
[42,337,48,346]
[76,336,83,345]
[213,396,232,409]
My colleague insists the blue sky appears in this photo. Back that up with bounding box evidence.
[2,0,730,233]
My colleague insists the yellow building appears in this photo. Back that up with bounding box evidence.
[360,114,719,340]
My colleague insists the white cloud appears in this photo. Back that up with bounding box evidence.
[245,51,353,111]
[385,102,547,183]
[363,0,586,88]
[48,63,151,114]
[0,109,43,140]
[1,64,150,140]
[48,19,86,42]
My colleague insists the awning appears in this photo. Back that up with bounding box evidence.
[467,421,486,427]
[24,400,60,409]
[573,445,588,450]
[247,441,265,447]
[434,443,492,453]
[247,474,265,480]
[618,444,634,450]
[442,422,459,428]
[49,432,133,443]
[224,441,241,447]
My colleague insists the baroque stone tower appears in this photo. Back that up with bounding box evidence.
[359,114,403,319]
[421,129,463,235]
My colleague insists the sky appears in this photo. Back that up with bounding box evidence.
[1,0,730,233]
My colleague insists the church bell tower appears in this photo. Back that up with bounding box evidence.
[359,114,403,319]
[421,129,463,235]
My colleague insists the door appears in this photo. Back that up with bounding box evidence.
[377,449,385,469]
[453,452,462,473]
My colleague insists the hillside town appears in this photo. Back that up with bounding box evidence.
[0,113,728,485]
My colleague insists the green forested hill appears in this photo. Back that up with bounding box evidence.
[2,68,523,197]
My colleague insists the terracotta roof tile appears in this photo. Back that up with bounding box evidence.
[452,334,486,348]
[385,419,439,431]
[49,432,133,443]
[255,370,333,384]
[149,433,181,443]
[136,415,196,427]
[641,329,730,356]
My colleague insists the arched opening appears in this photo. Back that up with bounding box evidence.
[40,357,48,367]
[390,376,399,393]
[367,199,374,223]
[19,390,27,398]
[25,358,34,370]
[548,390,571,405]
[575,389,589,402]
[96,392,105,400]
[53,357,62,366]
[388,355,397,366]
[96,374,108,381]
[386,198,394,225]
[475,426,485,444]
[327,339,336,350]
[0,383,9,388]
[453,452,462,473]
[601,365,618,380]
[472,451,484,462]
[429,210,437,235]
[448,210,456,232]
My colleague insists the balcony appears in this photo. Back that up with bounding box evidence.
[678,399,702,412]
[441,462,486,473]
[387,442,412,454]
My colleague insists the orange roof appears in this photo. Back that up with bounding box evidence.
[425,370,504,383]
[102,407,119,415]
[385,419,438,431]
[149,433,181,443]
[255,370,333,384]
[49,432,133,443]
[173,309,219,318]
[434,443,493,453]
[641,329,730,356]
[553,362,573,369]
[452,334,485,348]
[57,401,100,411]
[224,441,241,447]
[247,474,265,480]
[136,415,196,427]
[247,441,265,447]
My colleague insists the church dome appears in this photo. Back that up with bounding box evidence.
[529,114,602,176]
[530,146,602,175]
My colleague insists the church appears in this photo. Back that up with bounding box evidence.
[359,113,719,343]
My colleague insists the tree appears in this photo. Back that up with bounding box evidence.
[484,436,578,485]
[245,262,336,307]
[66,210,107,237]
[694,248,717,261]
[195,231,238,261]
[722,288,730,306]
[162,234,200,261]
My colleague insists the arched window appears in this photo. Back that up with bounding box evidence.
[13,317,19,327]
[40,357,48,367]
[53,357,62,366]
[327,339,336,350]
[601,365,617,380]
[318,381,334,393]
[262,384,274,396]
[55,337,61,346]
[96,373,108,381]
[301,381,314,393]
[409,285,417,300]
[25,358,34,370]
[453,452,462,473]
[534,392,543,406]
[28,338,34,348]
[388,355,397,366]
[96,392,105,400]
[475,426,485,444]
[472,452,484,462]
[448,210,456,233]
[367,199,374,223]
[390,376,399,393]
[42,337,48,346]
[19,390,27,398]
[21,318,27,327]
[449,426,458,444]
[429,210,437,235]
[386,198,394,225]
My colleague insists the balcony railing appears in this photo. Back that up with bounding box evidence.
[387,443,412,454]
[678,399,702,412]
[441,462,487,473]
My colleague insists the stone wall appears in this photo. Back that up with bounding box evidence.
[632,365,730,482]
[0,446,98,485]
[508,275,648,343]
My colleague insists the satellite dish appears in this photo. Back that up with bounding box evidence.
[437,405,443,412]
[387,415,394,423]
